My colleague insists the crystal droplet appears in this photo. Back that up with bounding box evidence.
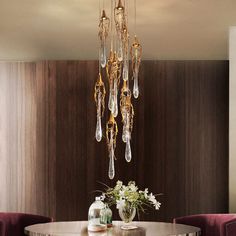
[100,41,106,68]
[95,116,102,142]
[123,61,129,81]
[135,61,139,75]
[125,138,132,162]
[113,101,118,117]
[126,129,130,141]
[112,82,118,117]
[122,113,130,142]
[108,148,115,179]
[117,37,123,61]
[122,126,127,143]
[122,129,131,143]
[133,77,139,98]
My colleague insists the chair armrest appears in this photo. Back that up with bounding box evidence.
[226,221,236,236]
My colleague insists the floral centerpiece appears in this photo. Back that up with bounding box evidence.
[100,180,161,229]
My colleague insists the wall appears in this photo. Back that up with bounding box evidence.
[0,61,229,221]
[0,62,56,218]
[229,27,236,212]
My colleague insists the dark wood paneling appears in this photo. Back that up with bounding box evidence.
[0,60,228,222]
[56,61,88,220]
[54,60,228,222]
[35,61,56,219]
[165,62,186,220]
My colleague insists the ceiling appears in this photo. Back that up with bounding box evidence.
[0,0,236,60]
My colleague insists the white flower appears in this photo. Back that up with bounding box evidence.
[129,184,138,192]
[115,180,123,190]
[152,199,158,205]
[155,201,161,210]
[122,186,129,193]
[116,199,125,209]
[144,188,149,198]
[148,193,156,203]
[119,190,125,198]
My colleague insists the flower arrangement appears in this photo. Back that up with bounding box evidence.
[101,180,161,219]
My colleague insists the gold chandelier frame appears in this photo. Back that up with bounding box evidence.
[94,0,142,179]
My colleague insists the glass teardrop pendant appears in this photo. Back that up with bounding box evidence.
[123,61,129,81]
[112,94,118,117]
[95,116,102,142]
[133,77,139,98]
[100,41,106,68]
[108,90,114,111]
[112,82,118,117]
[112,99,118,117]
[125,138,132,162]
[122,126,127,143]
[117,36,123,61]
[122,122,130,143]
[108,148,115,179]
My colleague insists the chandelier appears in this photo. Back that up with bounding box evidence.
[94,0,142,179]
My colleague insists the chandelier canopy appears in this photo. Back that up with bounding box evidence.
[94,0,142,179]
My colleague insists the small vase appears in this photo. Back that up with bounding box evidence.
[118,204,137,230]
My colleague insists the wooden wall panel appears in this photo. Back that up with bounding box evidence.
[185,62,202,214]
[35,61,56,218]
[54,60,228,222]
[0,62,56,218]
[56,61,88,220]
[0,63,8,210]
[4,62,38,213]
[165,62,186,220]
[142,61,166,221]
[0,60,228,222]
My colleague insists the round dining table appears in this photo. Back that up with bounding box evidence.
[25,221,201,236]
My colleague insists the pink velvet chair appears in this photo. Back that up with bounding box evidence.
[0,213,52,236]
[174,214,236,236]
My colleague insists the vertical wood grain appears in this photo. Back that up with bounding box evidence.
[165,61,186,220]
[0,62,56,218]
[0,63,9,210]
[35,61,56,218]
[56,61,88,220]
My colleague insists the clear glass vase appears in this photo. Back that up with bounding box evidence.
[118,204,137,230]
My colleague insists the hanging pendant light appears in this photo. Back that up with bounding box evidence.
[94,0,142,179]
